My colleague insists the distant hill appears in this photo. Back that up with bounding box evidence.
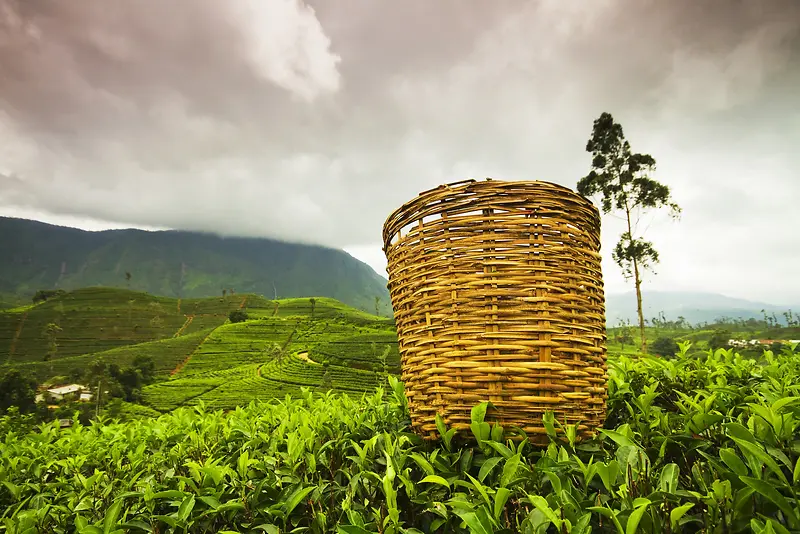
[0,217,390,313]
[606,290,799,326]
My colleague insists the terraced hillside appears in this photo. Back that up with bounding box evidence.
[8,329,215,382]
[1,287,400,414]
[140,306,400,412]
[0,287,272,365]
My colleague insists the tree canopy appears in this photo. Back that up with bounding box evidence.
[0,369,38,414]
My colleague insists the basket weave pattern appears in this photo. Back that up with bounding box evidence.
[382,180,607,440]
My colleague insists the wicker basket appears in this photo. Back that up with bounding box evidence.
[382,179,607,441]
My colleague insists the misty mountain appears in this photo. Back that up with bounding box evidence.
[0,217,390,313]
[605,291,798,326]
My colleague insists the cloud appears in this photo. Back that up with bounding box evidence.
[1,0,799,303]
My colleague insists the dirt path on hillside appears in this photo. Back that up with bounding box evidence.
[239,296,247,309]
[173,315,194,337]
[170,328,214,376]
[296,352,319,365]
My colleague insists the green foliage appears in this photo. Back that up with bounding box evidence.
[709,328,732,351]
[228,309,249,323]
[650,336,677,358]
[4,346,800,532]
[578,113,680,217]
[32,289,66,304]
[0,369,38,413]
[612,320,635,350]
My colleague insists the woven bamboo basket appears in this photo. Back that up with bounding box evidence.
[382,179,607,441]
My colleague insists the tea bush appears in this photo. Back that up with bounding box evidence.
[1,343,799,533]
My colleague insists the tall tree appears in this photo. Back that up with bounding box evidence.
[577,112,680,353]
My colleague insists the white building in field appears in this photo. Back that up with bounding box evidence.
[45,384,87,401]
[727,339,800,350]
[727,339,750,348]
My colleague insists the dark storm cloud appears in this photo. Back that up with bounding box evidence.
[0,0,799,301]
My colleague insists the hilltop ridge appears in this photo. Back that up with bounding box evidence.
[0,216,391,314]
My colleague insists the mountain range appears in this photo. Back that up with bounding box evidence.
[0,216,390,314]
[605,291,798,326]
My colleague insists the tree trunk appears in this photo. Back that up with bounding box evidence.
[633,257,647,353]
[624,201,647,354]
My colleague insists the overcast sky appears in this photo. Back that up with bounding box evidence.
[1,0,799,304]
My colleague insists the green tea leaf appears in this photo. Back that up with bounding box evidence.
[465,474,492,508]
[530,495,561,527]
[626,500,650,534]
[490,423,504,442]
[478,456,504,482]
[282,486,315,516]
[659,463,679,494]
[500,454,521,488]
[771,397,800,414]
[452,508,493,534]
[409,453,435,476]
[420,475,450,489]
[734,439,789,485]
[337,526,377,534]
[741,477,799,529]
[725,422,757,443]
[719,448,749,477]
[794,456,800,484]
[588,507,625,534]
[470,422,491,443]
[484,441,514,459]
[177,495,195,523]
[599,429,637,449]
[670,503,694,530]
[493,487,511,521]
[471,402,489,425]
[103,499,123,534]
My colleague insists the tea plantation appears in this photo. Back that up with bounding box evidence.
[3,288,800,532]
[0,288,250,364]
[2,343,800,533]
[0,288,400,414]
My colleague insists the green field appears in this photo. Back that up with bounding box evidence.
[0,287,400,415]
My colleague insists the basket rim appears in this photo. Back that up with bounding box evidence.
[382,178,598,248]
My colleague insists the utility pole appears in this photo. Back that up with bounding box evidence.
[95,378,102,418]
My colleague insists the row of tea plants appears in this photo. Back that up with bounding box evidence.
[1,342,799,533]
